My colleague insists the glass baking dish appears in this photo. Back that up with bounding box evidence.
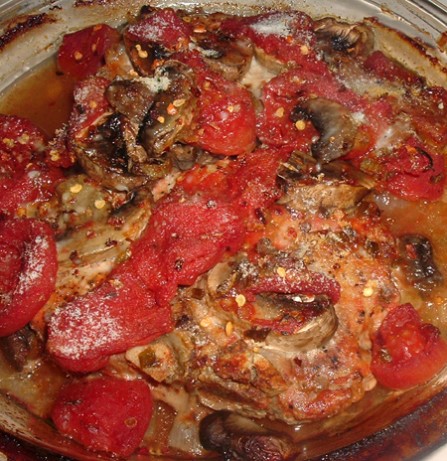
[0,1,446,460]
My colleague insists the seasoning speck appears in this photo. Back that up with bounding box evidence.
[70,184,83,194]
[225,321,234,336]
[94,199,106,209]
[276,267,287,278]
[235,294,246,307]
[295,120,306,131]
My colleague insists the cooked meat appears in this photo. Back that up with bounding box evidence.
[127,180,399,423]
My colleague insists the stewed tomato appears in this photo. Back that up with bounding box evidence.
[51,376,152,457]
[47,270,172,373]
[371,303,447,389]
[57,24,120,79]
[0,115,63,215]
[129,193,245,305]
[0,114,46,179]
[180,55,256,156]
[0,217,57,337]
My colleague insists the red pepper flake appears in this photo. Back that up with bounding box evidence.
[167,103,177,115]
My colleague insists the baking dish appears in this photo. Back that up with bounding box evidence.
[0,0,447,460]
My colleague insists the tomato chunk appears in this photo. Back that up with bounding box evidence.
[130,195,245,305]
[364,51,422,86]
[51,376,152,457]
[0,114,46,180]
[179,55,256,156]
[355,138,445,201]
[371,303,447,389]
[68,76,111,140]
[257,67,367,151]
[0,163,63,216]
[180,147,289,218]
[47,271,172,373]
[0,218,57,337]
[125,8,191,51]
[57,24,120,79]
[221,11,318,68]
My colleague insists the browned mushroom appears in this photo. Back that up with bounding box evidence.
[74,61,199,189]
[140,61,198,156]
[106,79,154,124]
[294,97,358,163]
[199,411,297,461]
[206,254,339,353]
[398,234,443,291]
[0,326,41,371]
[314,17,374,57]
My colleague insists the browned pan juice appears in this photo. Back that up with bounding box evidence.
[0,58,75,137]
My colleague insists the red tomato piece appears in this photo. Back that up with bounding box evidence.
[130,195,245,305]
[371,303,447,390]
[221,11,318,68]
[383,144,445,201]
[0,218,57,337]
[248,270,341,304]
[178,163,229,199]
[57,24,120,79]
[184,65,256,156]
[257,74,317,150]
[51,376,152,457]
[257,67,368,150]
[68,76,111,140]
[364,51,422,86]
[356,138,445,201]
[0,163,63,216]
[0,114,46,180]
[47,270,172,373]
[125,8,191,51]
[179,147,289,221]
[228,147,290,216]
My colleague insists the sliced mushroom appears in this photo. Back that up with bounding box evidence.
[193,36,253,81]
[295,98,358,163]
[104,41,136,79]
[206,256,339,352]
[314,18,374,57]
[255,293,338,352]
[168,143,199,170]
[140,61,198,156]
[78,113,148,191]
[0,326,41,371]
[77,64,190,189]
[277,151,375,210]
[398,234,443,291]
[106,79,155,124]
[199,411,297,461]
